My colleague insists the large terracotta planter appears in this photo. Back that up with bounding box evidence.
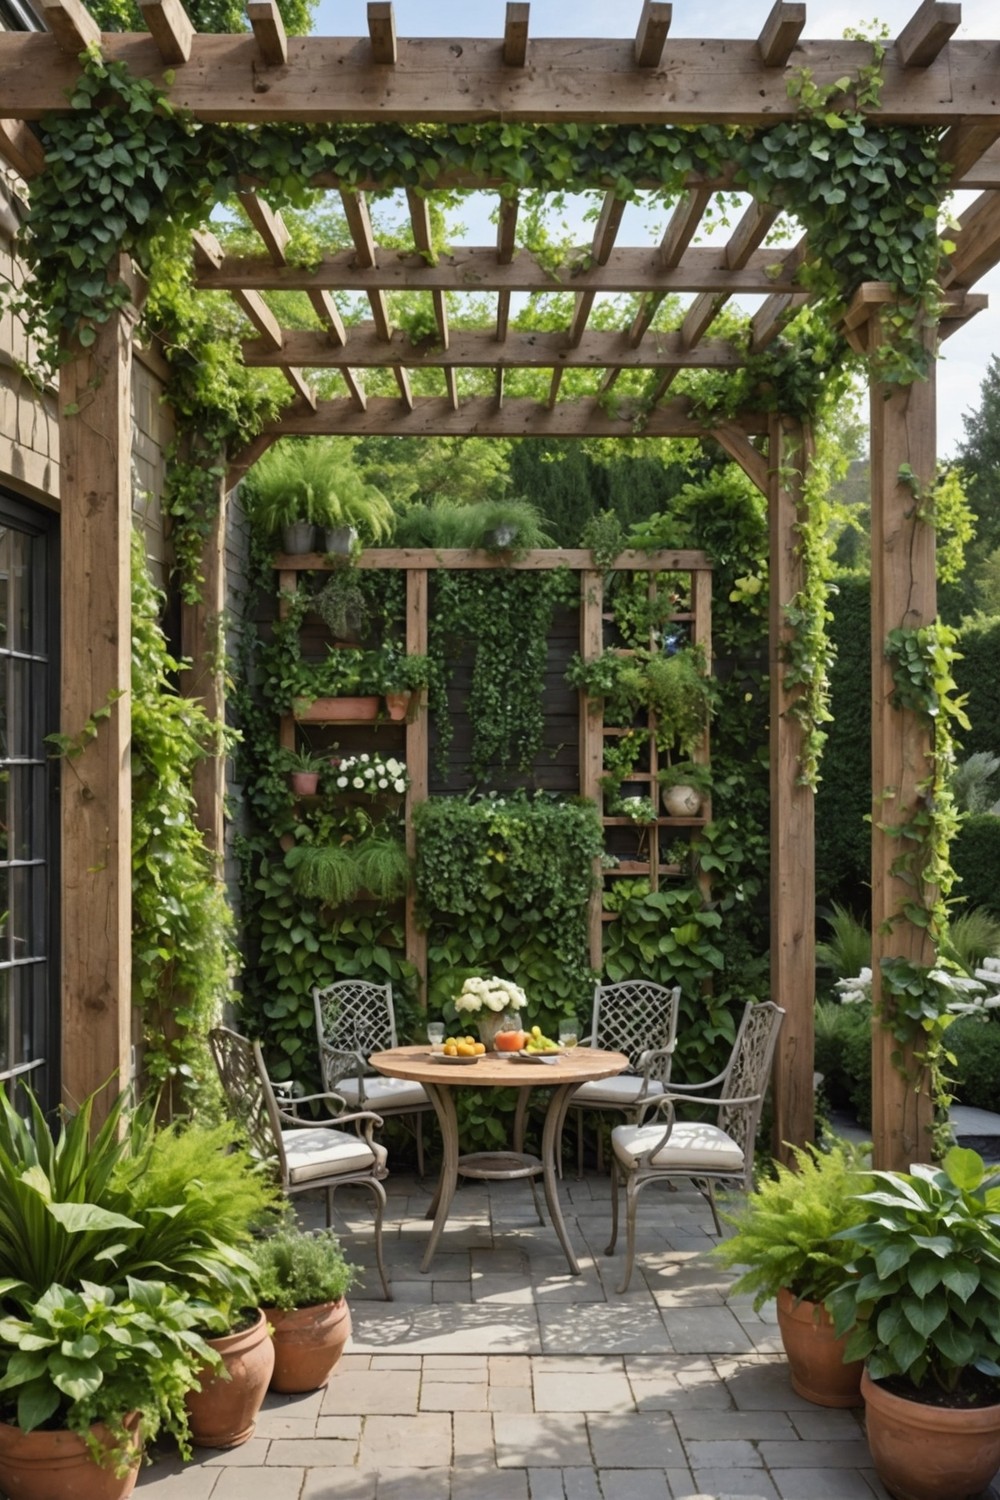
[185,1310,275,1449]
[0,1414,141,1500]
[775,1288,863,1408]
[860,1368,1000,1500]
[263,1297,352,1393]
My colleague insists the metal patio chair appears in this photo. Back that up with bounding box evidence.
[605,1000,785,1293]
[209,1025,392,1300]
[313,979,434,1176]
[566,980,682,1175]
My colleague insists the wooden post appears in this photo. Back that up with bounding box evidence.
[767,413,816,1159]
[179,475,229,865]
[859,303,938,1171]
[59,263,138,1117]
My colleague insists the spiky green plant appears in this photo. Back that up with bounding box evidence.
[815,902,871,979]
[284,841,360,907]
[952,751,1000,815]
[353,831,410,901]
[942,908,1000,974]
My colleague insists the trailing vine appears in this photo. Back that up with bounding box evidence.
[130,530,238,1108]
[878,621,970,1124]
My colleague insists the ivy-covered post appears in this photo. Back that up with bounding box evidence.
[178,468,229,866]
[767,413,816,1160]
[58,255,138,1120]
[854,289,938,1171]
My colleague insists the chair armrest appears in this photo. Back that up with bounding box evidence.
[275,1087,352,1123]
[276,1097,385,1142]
[635,1042,677,1089]
[633,1089,761,1125]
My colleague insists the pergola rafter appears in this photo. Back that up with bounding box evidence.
[3,0,998,1171]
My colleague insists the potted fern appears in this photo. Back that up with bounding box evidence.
[712,1139,869,1407]
[245,440,393,554]
[251,1227,357,1393]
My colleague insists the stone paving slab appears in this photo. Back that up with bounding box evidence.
[133,1171,945,1500]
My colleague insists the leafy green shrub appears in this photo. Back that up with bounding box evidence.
[954,615,1000,762]
[952,752,1000,815]
[942,908,1000,972]
[815,903,871,985]
[250,1227,356,1309]
[947,1015,1000,1112]
[813,1000,872,1126]
[952,815,1000,916]
[815,571,871,907]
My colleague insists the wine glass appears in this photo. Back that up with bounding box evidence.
[558,1019,579,1049]
[427,1022,446,1053]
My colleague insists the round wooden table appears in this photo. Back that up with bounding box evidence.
[370,1044,629,1275]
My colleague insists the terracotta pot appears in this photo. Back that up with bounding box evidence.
[263,1297,352,1393]
[289,770,320,796]
[0,1414,141,1500]
[185,1311,275,1449]
[384,691,412,721]
[292,696,380,722]
[860,1368,1000,1500]
[775,1288,863,1408]
[662,783,703,817]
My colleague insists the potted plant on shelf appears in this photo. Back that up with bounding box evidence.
[712,1139,869,1408]
[251,1226,357,1393]
[278,746,326,797]
[289,647,383,722]
[828,1146,1000,1500]
[657,760,713,818]
[244,439,394,555]
[311,567,370,642]
[381,651,431,721]
[644,645,715,756]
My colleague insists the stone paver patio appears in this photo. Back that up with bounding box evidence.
[136,1169,901,1500]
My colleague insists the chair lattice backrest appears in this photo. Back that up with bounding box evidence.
[591,981,681,1075]
[208,1027,285,1177]
[314,980,397,1067]
[717,1001,784,1158]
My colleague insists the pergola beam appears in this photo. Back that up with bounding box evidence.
[247,0,287,67]
[244,394,767,441]
[138,0,195,65]
[367,2,397,65]
[895,0,961,68]
[634,2,671,69]
[503,3,529,68]
[0,119,45,177]
[192,244,805,296]
[242,325,745,370]
[1,36,997,123]
[756,2,805,67]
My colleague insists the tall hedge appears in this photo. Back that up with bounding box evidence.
[815,571,871,911]
[816,580,1000,911]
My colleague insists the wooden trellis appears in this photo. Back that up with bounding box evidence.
[2,0,999,1168]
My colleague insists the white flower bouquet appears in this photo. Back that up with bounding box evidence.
[454,975,529,1016]
[334,752,409,796]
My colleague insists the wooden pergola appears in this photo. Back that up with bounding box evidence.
[2,0,999,1168]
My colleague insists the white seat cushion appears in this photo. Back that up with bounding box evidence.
[611,1119,744,1173]
[573,1077,665,1107]
[336,1076,430,1112]
[282,1126,388,1184]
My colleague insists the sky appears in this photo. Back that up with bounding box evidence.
[308,1,999,457]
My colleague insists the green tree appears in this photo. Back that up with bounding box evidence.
[88,0,312,31]
[952,355,1000,617]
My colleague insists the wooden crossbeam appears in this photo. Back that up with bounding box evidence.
[192,227,224,268]
[750,292,809,352]
[248,1,287,67]
[192,244,805,296]
[280,365,317,408]
[341,188,411,409]
[943,190,1000,288]
[36,0,99,54]
[4,36,999,124]
[679,199,781,349]
[565,193,628,350]
[495,195,517,386]
[242,325,744,371]
[251,394,768,440]
[635,2,671,68]
[939,291,988,338]
[139,0,194,65]
[503,3,529,67]
[658,186,713,270]
[238,191,289,262]
[940,125,1000,187]
[0,119,45,178]
[757,1,805,67]
[895,0,960,67]
[368,2,397,65]
[233,287,283,349]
